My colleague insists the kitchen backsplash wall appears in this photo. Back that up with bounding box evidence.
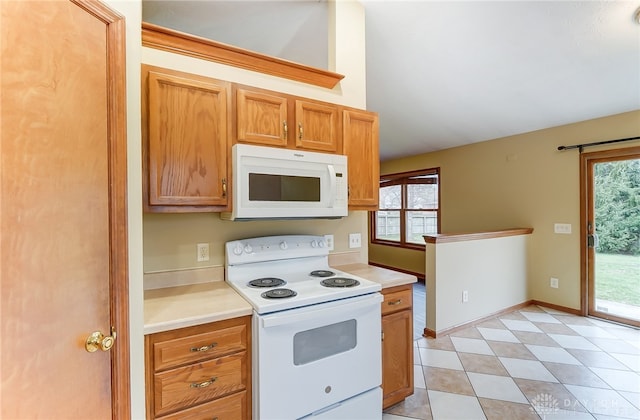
[143,211,368,273]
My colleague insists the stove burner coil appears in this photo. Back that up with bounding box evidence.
[248,277,286,288]
[320,277,360,288]
[261,288,297,299]
[309,270,335,278]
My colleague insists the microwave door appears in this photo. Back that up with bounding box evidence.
[247,170,322,203]
[241,164,329,218]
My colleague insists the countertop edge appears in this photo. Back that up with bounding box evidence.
[144,307,253,335]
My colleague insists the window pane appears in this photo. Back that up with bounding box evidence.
[407,183,438,209]
[379,185,401,209]
[376,210,400,241]
[406,211,438,244]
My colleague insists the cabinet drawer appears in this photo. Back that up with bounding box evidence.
[154,352,247,417]
[381,288,412,315]
[153,322,248,371]
[157,390,247,420]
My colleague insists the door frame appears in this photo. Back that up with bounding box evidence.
[579,145,640,327]
[76,0,131,417]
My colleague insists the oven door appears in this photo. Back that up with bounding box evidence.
[253,293,383,420]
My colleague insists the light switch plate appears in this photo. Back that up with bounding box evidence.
[349,233,362,249]
[554,223,572,234]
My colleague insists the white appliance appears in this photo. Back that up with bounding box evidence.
[225,235,383,420]
[220,144,348,220]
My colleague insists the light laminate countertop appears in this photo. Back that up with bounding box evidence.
[144,264,417,334]
[334,263,417,289]
[144,281,252,334]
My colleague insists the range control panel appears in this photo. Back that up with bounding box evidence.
[225,235,329,265]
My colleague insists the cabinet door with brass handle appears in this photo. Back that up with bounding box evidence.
[153,352,246,417]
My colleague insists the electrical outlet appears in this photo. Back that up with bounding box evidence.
[348,233,362,249]
[550,277,559,288]
[324,234,334,251]
[462,290,469,303]
[197,243,210,262]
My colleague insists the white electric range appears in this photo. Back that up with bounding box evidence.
[225,235,383,420]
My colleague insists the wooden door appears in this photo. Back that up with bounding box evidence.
[343,109,380,209]
[235,88,288,147]
[146,67,229,209]
[1,1,129,418]
[295,100,341,152]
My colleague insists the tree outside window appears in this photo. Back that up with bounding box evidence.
[371,169,440,249]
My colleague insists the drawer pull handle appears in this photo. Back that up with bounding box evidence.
[190,377,217,389]
[388,299,402,306]
[190,342,217,353]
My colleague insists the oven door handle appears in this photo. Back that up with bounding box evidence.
[261,293,383,329]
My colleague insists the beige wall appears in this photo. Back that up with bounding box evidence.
[426,234,530,333]
[143,212,367,272]
[370,110,640,310]
[141,1,370,273]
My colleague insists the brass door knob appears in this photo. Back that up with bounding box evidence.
[85,327,116,352]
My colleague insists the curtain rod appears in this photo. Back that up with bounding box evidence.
[557,135,640,152]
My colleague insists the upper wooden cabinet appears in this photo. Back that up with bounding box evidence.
[234,86,341,153]
[142,66,379,213]
[143,65,230,212]
[236,88,288,147]
[295,100,341,152]
[343,109,380,210]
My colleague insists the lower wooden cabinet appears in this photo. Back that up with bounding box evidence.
[145,317,251,419]
[381,284,414,409]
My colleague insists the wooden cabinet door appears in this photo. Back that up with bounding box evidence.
[146,68,229,208]
[295,100,341,152]
[236,88,288,147]
[1,1,129,418]
[343,109,380,209]
[382,309,414,409]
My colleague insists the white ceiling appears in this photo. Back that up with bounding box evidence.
[143,1,640,161]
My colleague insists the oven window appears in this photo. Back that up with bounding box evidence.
[293,319,357,365]
[249,173,320,202]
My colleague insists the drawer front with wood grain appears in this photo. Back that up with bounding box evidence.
[153,322,248,371]
[154,352,247,417]
[381,286,412,316]
[157,390,247,420]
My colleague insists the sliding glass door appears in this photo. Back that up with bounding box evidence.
[581,147,640,327]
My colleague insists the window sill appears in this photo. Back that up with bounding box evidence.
[370,240,426,251]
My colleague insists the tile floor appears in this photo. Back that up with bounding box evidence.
[383,303,640,420]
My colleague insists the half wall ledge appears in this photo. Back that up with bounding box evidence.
[423,227,534,337]
[423,227,534,244]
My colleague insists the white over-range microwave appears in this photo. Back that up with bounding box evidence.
[221,144,348,221]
